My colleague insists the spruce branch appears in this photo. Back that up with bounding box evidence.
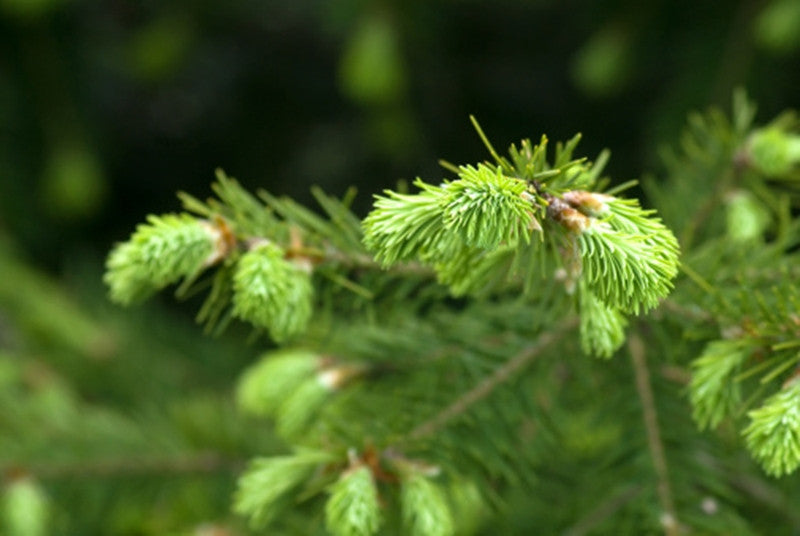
[362,180,449,267]
[4,452,245,480]
[325,464,383,536]
[231,241,314,342]
[441,163,536,248]
[408,318,577,441]
[105,213,223,304]
[577,222,678,314]
[578,281,627,358]
[234,449,336,528]
[743,377,800,477]
[400,472,455,536]
[237,350,321,417]
[98,107,800,532]
[689,339,753,430]
[2,476,49,536]
[746,126,800,178]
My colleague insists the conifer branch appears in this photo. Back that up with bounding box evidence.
[3,452,245,480]
[562,484,644,536]
[408,318,578,441]
[97,99,800,532]
[628,334,679,536]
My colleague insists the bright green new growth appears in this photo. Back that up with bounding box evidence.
[725,189,771,242]
[441,164,534,248]
[104,213,217,304]
[234,450,335,528]
[400,473,455,536]
[578,221,677,314]
[325,465,383,536]
[237,350,320,417]
[743,378,800,476]
[689,340,751,430]
[362,180,448,266]
[748,126,800,177]
[363,129,680,355]
[2,477,49,536]
[578,282,627,358]
[573,194,680,314]
[232,242,313,342]
[275,375,333,439]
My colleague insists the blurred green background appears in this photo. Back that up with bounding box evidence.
[0,0,798,533]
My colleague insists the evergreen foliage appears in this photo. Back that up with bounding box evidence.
[232,242,314,342]
[743,378,800,477]
[325,464,383,536]
[97,93,800,534]
[234,449,336,528]
[400,473,455,536]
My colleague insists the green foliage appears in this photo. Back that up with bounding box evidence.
[689,340,752,430]
[232,242,314,342]
[725,190,771,242]
[104,213,217,305]
[573,193,680,314]
[747,125,800,178]
[400,473,455,536]
[441,164,534,249]
[234,449,335,528]
[5,0,800,532]
[578,282,627,358]
[325,465,383,536]
[362,180,448,266]
[364,124,679,338]
[577,219,677,314]
[744,378,800,477]
[2,477,49,536]
[237,350,321,417]
[101,95,800,534]
[275,375,333,440]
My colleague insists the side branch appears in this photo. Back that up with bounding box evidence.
[408,318,578,441]
[629,333,679,536]
[3,452,245,481]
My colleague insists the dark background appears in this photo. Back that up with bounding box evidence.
[1,0,798,271]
